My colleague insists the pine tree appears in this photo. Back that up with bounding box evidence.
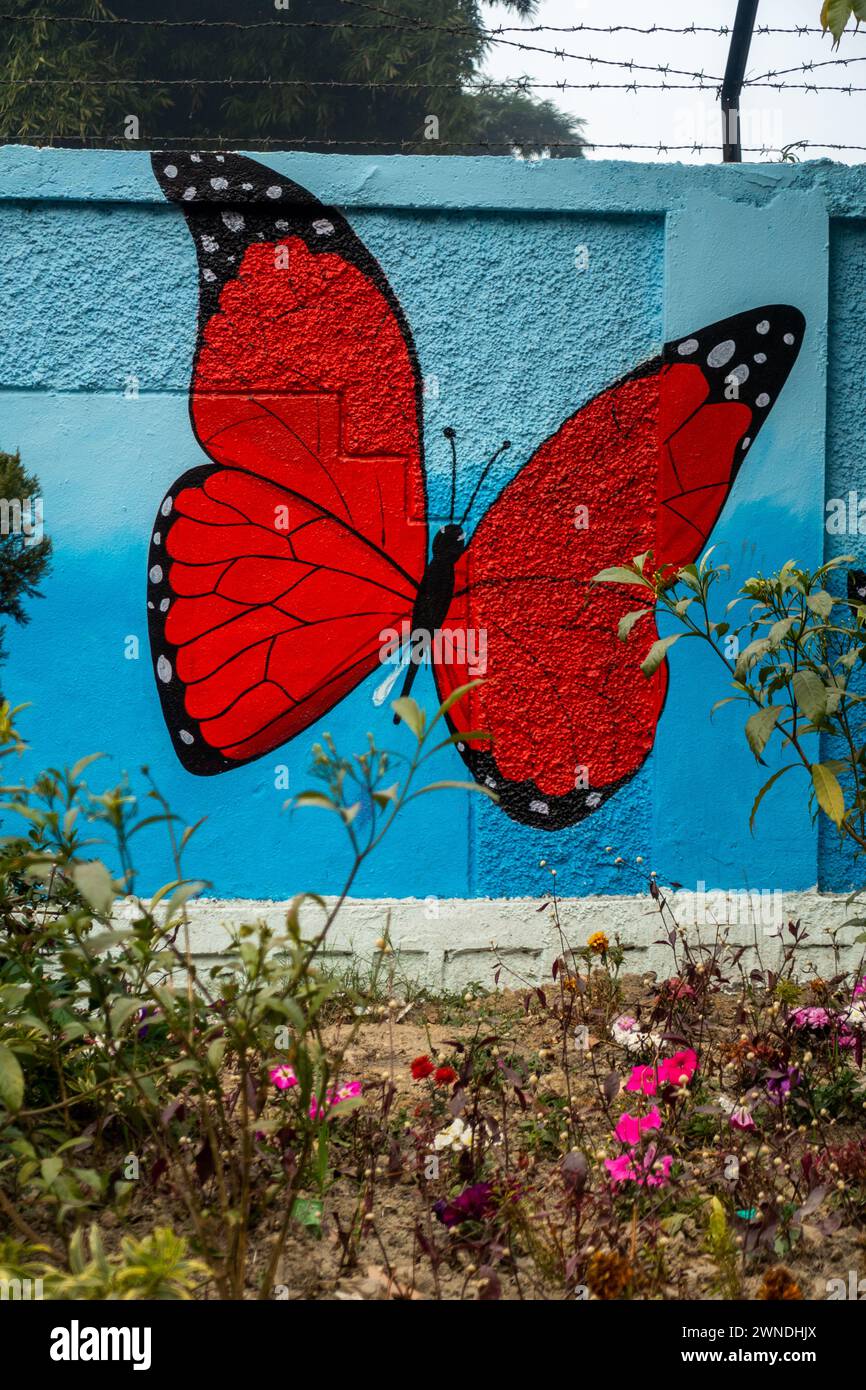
[0,452,52,667]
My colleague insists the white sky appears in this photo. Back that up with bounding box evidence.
[479,0,866,163]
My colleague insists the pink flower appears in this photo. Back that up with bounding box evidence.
[605,1153,637,1185]
[790,1006,831,1030]
[730,1105,756,1131]
[624,1049,698,1095]
[605,1145,674,1189]
[271,1066,362,1116]
[659,1049,699,1086]
[854,977,866,1000]
[624,1064,660,1096]
[310,1079,363,1119]
[645,1152,674,1187]
[614,1108,662,1145]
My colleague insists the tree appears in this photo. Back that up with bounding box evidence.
[0,452,52,669]
[0,0,585,157]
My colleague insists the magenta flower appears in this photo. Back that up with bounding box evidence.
[309,1079,363,1119]
[659,1049,699,1086]
[433,1182,494,1228]
[854,977,866,1000]
[614,1108,662,1145]
[605,1145,674,1188]
[624,1064,660,1096]
[624,1049,698,1096]
[270,1065,298,1090]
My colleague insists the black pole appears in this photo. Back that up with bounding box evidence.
[721,0,760,162]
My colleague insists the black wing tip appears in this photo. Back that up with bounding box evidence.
[150,150,318,210]
[664,302,806,422]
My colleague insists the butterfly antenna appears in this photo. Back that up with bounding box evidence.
[458,440,511,528]
[444,427,458,523]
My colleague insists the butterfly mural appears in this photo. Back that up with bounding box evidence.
[147,151,804,831]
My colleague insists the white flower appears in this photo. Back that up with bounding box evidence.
[611,1013,661,1053]
[844,1002,866,1030]
[433,1117,473,1153]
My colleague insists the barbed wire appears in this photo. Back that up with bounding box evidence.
[2,11,862,36]
[748,56,866,81]
[5,76,866,94]
[2,135,864,154]
[1,12,725,84]
[337,0,864,41]
[0,77,722,90]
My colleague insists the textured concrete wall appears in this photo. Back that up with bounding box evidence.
[1,149,866,969]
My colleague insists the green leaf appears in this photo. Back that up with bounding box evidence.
[812,762,845,827]
[413,779,498,800]
[744,705,783,760]
[429,679,482,729]
[793,669,828,723]
[768,616,796,647]
[710,696,738,719]
[292,792,340,813]
[821,0,866,44]
[592,565,652,588]
[40,1156,63,1186]
[640,633,680,678]
[70,753,105,782]
[83,929,134,955]
[0,1044,24,1111]
[806,590,833,619]
[391,696,425,738]
[734,637,771,680]
[617,608,650,641]
[109,996,144,1037]
[71,860,115,915]
[163,879,206,922]
[749,763,798,833]
[291,1196,323,1236]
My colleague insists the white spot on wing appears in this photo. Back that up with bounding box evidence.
[222,211,245,232]
[529,799,549,815]
[707,340,735,368]
[157,655,172,683]
[677,338,698,356]
[149,565,163,584]
[756,319,770,334]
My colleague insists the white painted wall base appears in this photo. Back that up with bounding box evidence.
[140,892,866,991]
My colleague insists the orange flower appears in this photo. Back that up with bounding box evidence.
[587,931,609,956]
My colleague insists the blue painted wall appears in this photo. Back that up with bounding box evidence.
[1,148,864,900]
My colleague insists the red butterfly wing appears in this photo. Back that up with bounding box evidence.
[436,306,804,828]
[147,152,425,774]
